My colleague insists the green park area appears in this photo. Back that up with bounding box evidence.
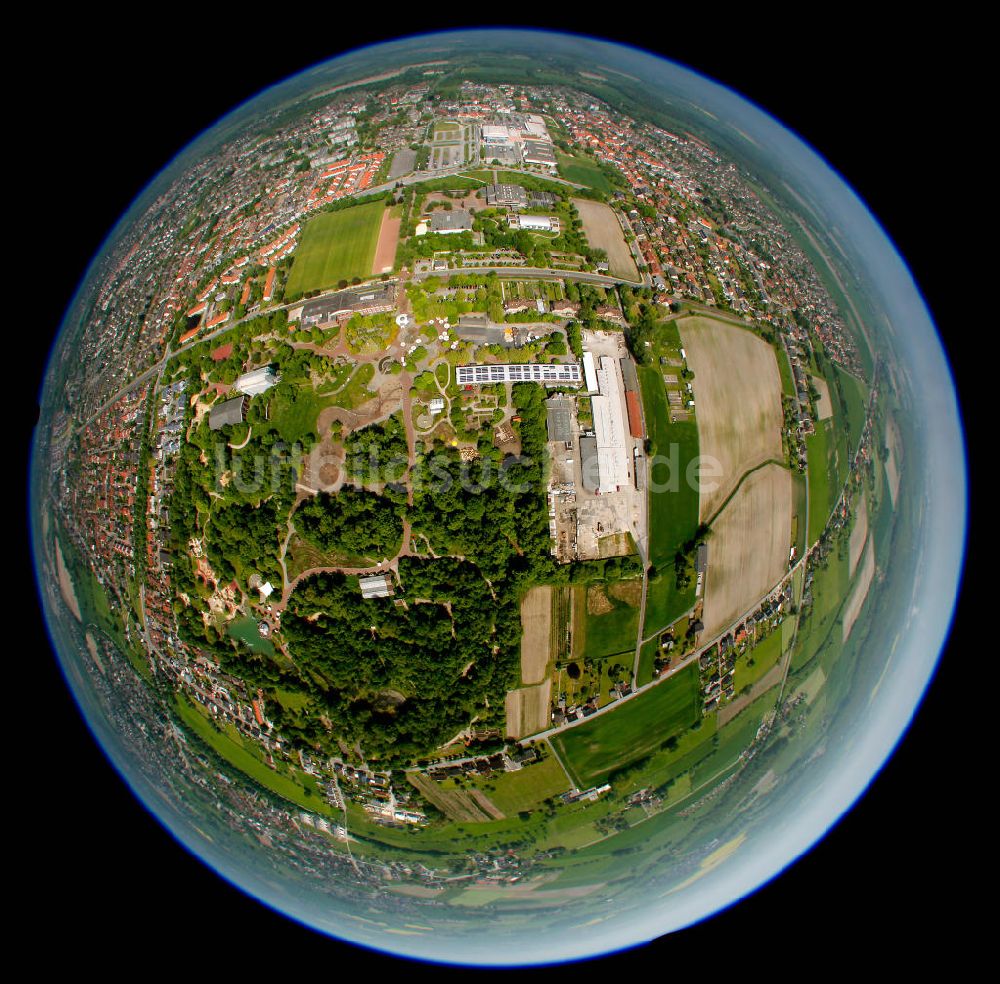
[285,200,385,295]
[552,663,701,787]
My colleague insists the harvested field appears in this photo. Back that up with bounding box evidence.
[812,374,833,420]
[520,586,553,686]
[849,492,869,576]
[843,537,875,642]
[679,316,784,522]
[505,679,552,739]
[373,208,401,275]
[573,198,639,281]
[407,773,504,822]
[702,463,792,638]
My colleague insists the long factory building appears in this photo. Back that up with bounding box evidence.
[580,354,631,494]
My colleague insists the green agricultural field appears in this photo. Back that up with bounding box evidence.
[285,201,385,295]
[792,547,850,672]
[806,421,834,544]
[552,664,701,786]
[638,365,700,634]
[834,365,868,451]
[556,151,616,193]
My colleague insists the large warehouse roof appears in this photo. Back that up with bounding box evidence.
[545,395,574,443]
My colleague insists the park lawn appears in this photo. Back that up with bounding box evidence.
[806,421,834,544]
[734,629,783,692]
[552,663,701,786]
[474,754,570,815]
[556,151,615,193]
[174,695,334,815]
[638,365,699,633]
[285,200,385,295]
[334,363,376,410]
[284,533,384,581]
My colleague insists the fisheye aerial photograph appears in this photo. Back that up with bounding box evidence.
[26,18,968,970]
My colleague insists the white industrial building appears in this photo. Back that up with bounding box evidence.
[234,366,280,396]
[586,356,631,494]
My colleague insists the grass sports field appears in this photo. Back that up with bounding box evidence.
[552,664,701,786]
[285,201,385,295]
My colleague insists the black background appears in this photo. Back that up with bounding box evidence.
[20,14,971,973]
